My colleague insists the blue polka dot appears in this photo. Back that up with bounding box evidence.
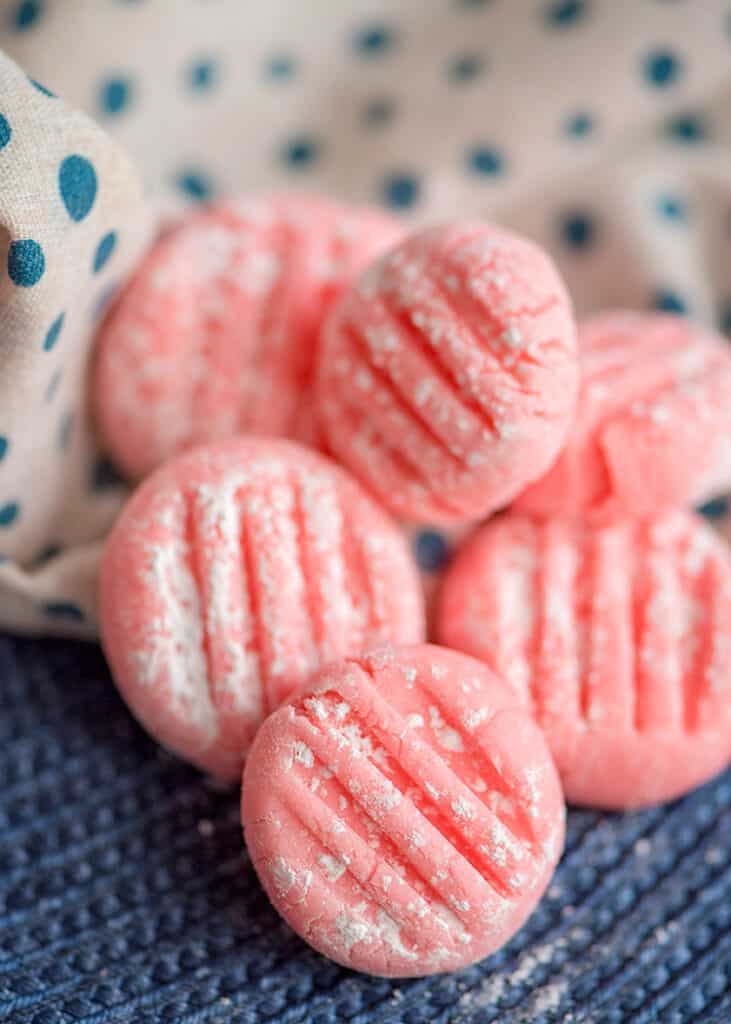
[666,113,707,143]
[653,289,687,314]
[362,97,395,127]
[0,437,8,461]
[9,0,43,30]
[99,76,132,116]
[265,54,296,79]
[7,239,45,287]
[656,193,687,222]
[43,312,65,351]
[545,1,589,27]
[281,135,320,169]
[58,411,74,450]
[0,115,11,150]
[560,211,596,248]
[448,53,485,83]
[42,601,84,622]
[720,300,731,336]
[414,530,449,573]
[58,155,98,222]
[381,173,420,209]
[467,145,505,176]
[93,231,118,274]
[29,77,55,97]
[45,368,63,403]
[0,502,19,527]
[91,456,124,491]
[644,49,682,87]
[697,497,728,522]
[187,56,219,92]
[175,169,214,202]
[564,111,594,137]
[353,23,397,56]
[36,543,61,565]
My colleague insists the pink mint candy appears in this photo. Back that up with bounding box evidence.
[437,512,731,809]
[93,194,404,480]
[99,439,425,778]
[314,221,578,524]
[513,311,731,523]
[242,644,564,977]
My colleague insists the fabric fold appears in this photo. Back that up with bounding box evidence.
[0,50,150,635]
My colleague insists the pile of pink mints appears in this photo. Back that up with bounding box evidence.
[92,192,731,978]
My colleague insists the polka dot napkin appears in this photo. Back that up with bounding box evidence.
[0,50,150,635]
[1,0,731,638]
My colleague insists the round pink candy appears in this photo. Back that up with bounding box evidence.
[242,644,565,977]
[437,512,731,809]
[93,193,404,480]
[99,439,425,778]
[513,311,731,523]
[315,222,578,523]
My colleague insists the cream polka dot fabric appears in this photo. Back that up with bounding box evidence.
[1,0,731,637]
[0,47,150,635]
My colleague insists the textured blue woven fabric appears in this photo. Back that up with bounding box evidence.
[0,635,729,1024]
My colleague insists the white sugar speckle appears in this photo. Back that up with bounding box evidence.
[429,706,464,752]
[304,698,328,720]
[378,780,403,811]
[463,707,489,731]
[375,910,418,959]
[451,796,476,820]
[319,853,348,881]
[415,379,435,407]
[334,702,351,721]
[336,913,371,950]
[292,741,314,768]
[271,856,296,893]
[502,325,524,349]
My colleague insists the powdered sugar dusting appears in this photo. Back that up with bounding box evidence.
[105,440,423,778]
[245,647,563,975]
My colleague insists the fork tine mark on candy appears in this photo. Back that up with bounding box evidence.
[315,221,578,522]
[438,511,731,809]
[243,645,564,976]
[100,439,425,778]
[94,194,405,480]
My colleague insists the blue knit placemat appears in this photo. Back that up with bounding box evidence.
[0,634,729,1024]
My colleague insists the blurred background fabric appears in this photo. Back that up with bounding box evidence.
[0,634,728,1023]
[2,0,731,635]
[0,5,731,1023]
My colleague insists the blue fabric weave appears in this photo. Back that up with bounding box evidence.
[0,635,729,1023]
